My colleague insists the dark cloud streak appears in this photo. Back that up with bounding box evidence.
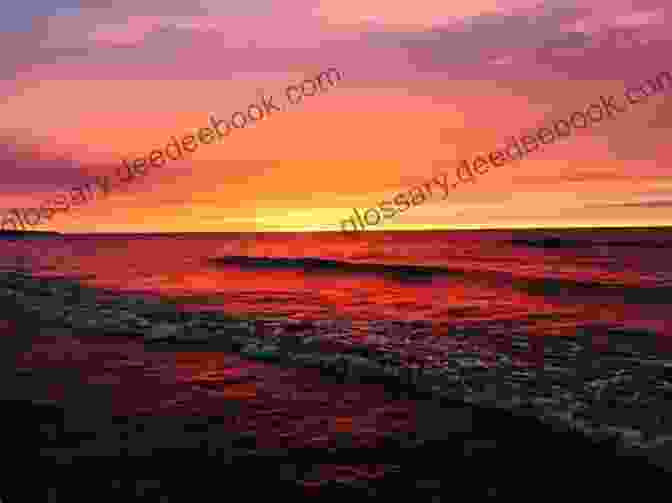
[587,200,672,209]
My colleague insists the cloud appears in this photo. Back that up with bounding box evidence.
[362,0,672,79]
[568,4,668,33]
[587,199,672,209]
[317,0,545,28]
[611,8,666,28]
[510,171,645,185]
[0,134,123,211]
[489,55,515,65]
[0,0,354,87]
[360,2,596,77]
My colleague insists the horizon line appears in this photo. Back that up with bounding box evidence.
[6,223,672,235]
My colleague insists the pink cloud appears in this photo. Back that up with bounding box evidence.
[88,17,164,45]
[317,0,544,29]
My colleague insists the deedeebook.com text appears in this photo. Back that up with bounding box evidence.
[340,69,672,232]
[1,68,343,231]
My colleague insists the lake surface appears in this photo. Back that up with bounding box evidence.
[2,228,671,500]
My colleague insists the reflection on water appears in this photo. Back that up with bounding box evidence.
[1,230,671,335]
[3,229,672,497]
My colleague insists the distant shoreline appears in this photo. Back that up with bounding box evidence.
[2,226,672,237]
[0,230,61,238]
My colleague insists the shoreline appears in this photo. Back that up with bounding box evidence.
[4,333,670,501]
[4,392,670,501]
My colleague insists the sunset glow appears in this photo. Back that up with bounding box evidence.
[1,0,671,232]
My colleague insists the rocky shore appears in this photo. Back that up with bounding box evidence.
[2,270,672,468]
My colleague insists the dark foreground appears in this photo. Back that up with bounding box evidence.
[4,397,670,501]
[3,326,670,502]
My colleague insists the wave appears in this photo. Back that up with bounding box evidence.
[208,256,459,278]
[208,255,672,303]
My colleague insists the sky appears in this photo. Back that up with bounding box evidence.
[1,0,671,232]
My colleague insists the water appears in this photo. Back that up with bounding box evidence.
[3,228,672,498]
[1,228,671,334]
